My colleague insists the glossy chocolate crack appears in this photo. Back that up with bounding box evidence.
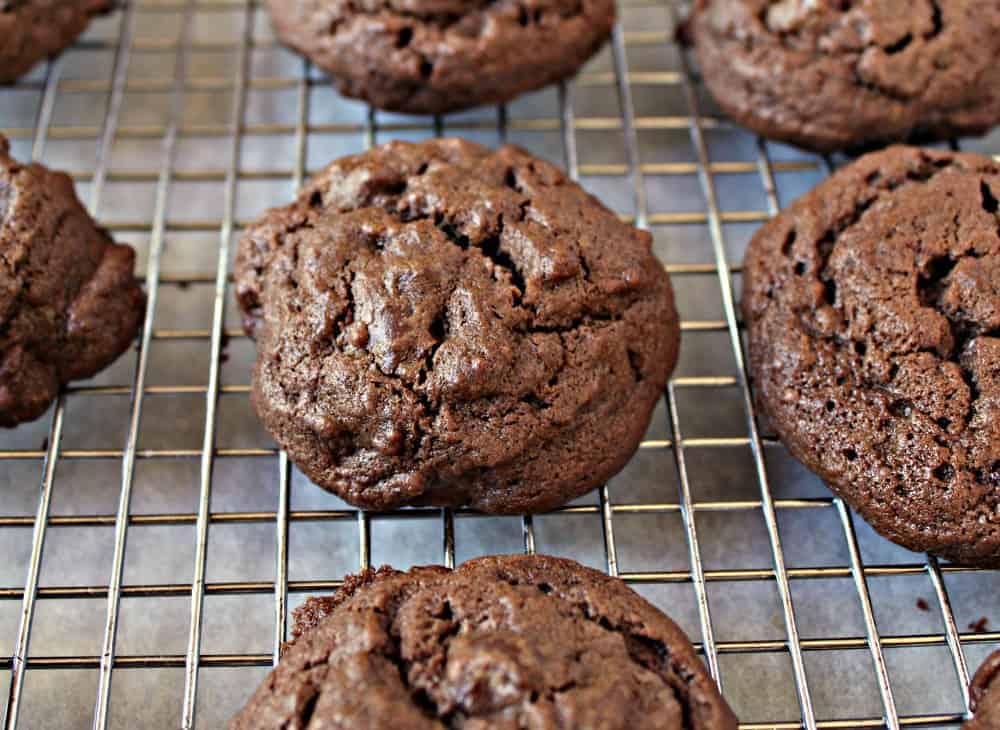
[260,165,634,452]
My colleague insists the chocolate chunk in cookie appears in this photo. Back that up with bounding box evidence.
[263,0,615,114]
[743,146,1000,566]
[687,0,1000,152]
[236,138,679,514]
[230,554,738,730]
[0,136,145,426]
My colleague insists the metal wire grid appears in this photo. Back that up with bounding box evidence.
[0,0,997,727]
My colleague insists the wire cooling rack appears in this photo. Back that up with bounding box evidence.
[0,1,998,728]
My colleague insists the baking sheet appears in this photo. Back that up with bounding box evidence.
[0,1,998,728]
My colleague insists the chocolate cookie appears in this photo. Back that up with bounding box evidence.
[0,136,144,426]
[236,138,679,513]
[0,0,112,84]
[742,146,1000,566]
[262,0,615,114]
[230,554,738,730]
[687,0,1000,152]
[967,649,1000,730]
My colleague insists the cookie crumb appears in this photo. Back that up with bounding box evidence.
[915,598,929,611]
[969,617,990,633]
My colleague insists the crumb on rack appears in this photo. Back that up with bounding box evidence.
[968,616,990,633]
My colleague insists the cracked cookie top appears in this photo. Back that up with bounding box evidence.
[236,138,679,513]
[0,136,144,426]
[688,0,1000,151]
[262,0,615,113]
[743,145,1000,566]
[967,649,1000,730]
[229,554,738,730]
[0,0,111,83]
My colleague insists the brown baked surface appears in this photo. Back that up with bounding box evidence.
[0,135,144,427]
[0,0,112,84]
[262,0,615,114]
[688,0,1000,152]
[230,554,738,730]
[235,138,679,514]
[743,145,1000,566]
